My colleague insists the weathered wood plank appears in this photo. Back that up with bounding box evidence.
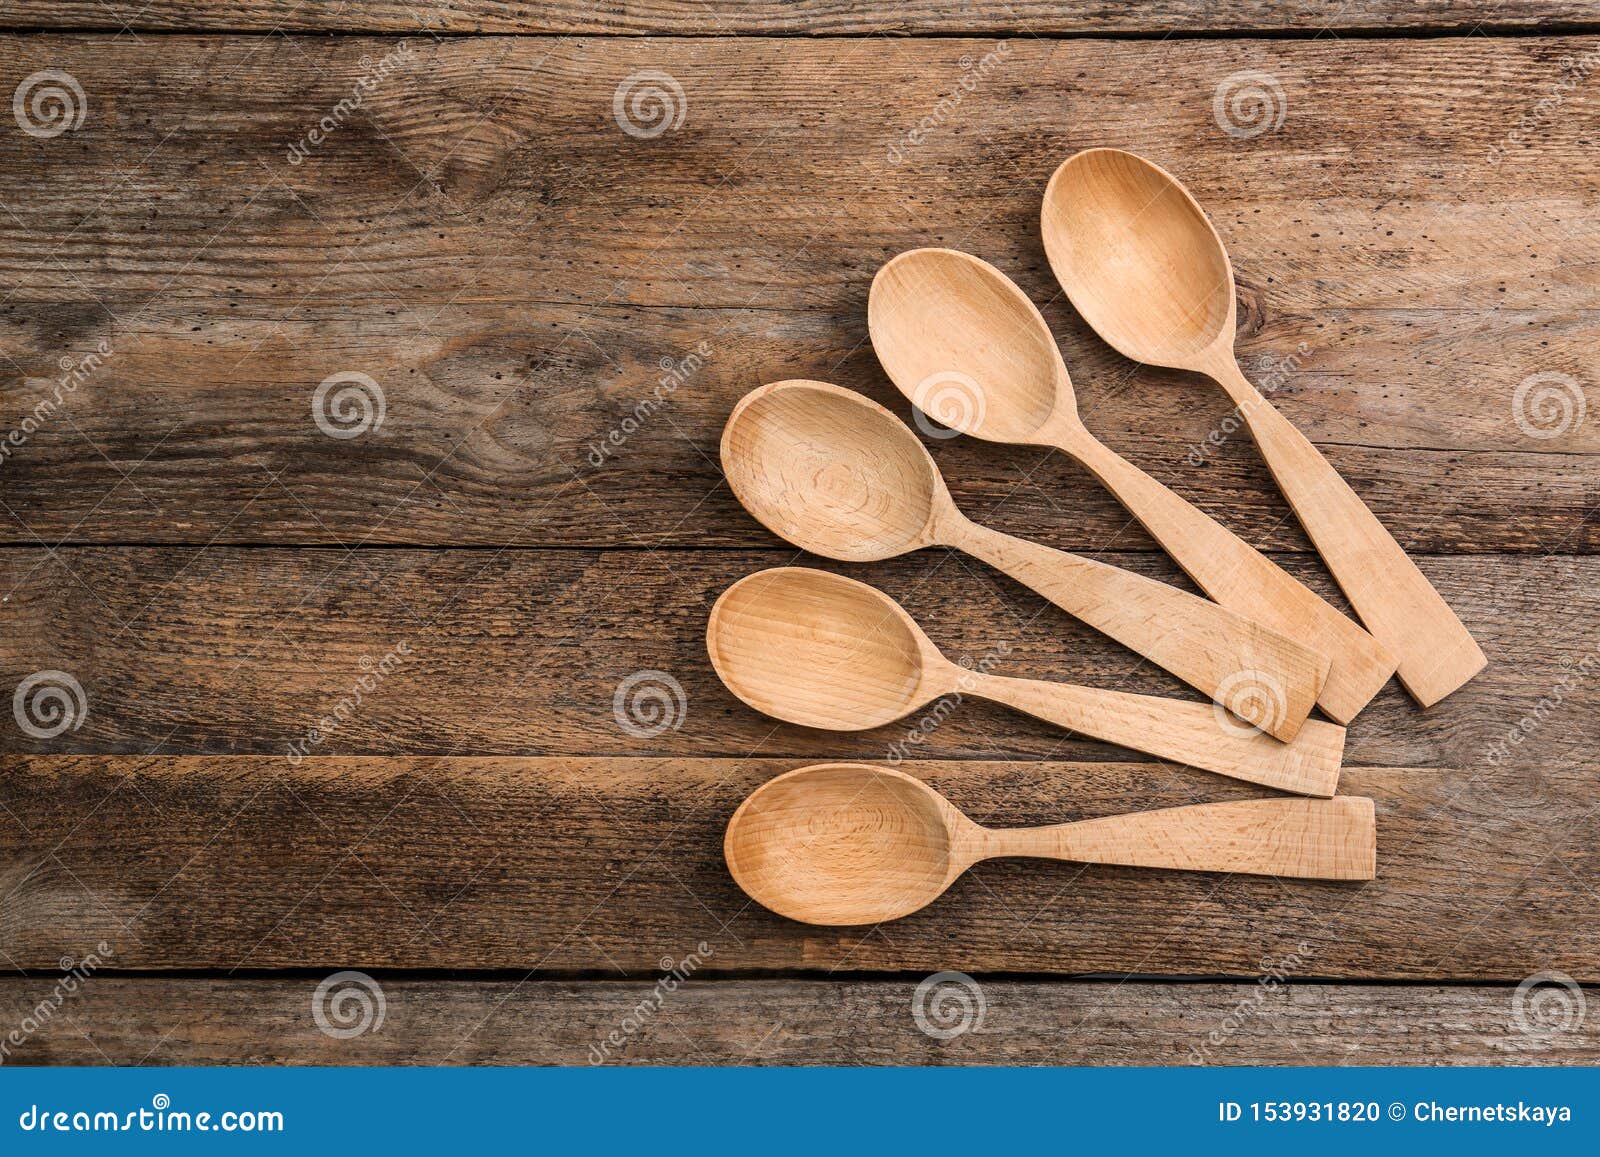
[0,756,1594,977]
[1,302,1591,551]
[0,1,1592,35]
[3,35,1587,312]
[0,548,1588,767]
[0,35,1591,548]
[1,977,1594,1066]
[1,36,1593,311]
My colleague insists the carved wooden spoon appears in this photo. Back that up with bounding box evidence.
[868,247,1396,725]
[706,567,1345,795]
[722,380,1326,741]
[1041,147,1485,707]
[726,763,1377,924]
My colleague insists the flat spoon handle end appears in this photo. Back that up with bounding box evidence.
[987,796,1376,881]
[1209,357,1485,707]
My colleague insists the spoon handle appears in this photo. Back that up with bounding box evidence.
[969,671,1343,796]
[1208,358,1486,708]
[1061,429,1396,724]
[951,517,1324,742]
[980,797,1374,880]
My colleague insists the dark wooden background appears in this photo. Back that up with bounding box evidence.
[0,1,1596,1065]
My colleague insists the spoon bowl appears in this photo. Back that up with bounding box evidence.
[706,567,934,731]
[724,763,961,924]
[870,248,1066,442]
[1042,147,1235,368]
[721,380,944,561]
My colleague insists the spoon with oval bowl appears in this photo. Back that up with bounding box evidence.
[726,763,1376,925]
[722,380,1325,742]
[869,246,1396,726]
[706,567,1345,796]
[1040,147,1485,708]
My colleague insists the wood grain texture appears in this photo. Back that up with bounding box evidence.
[1,978,1594,1066]
[0,34,1590,310]
[0,35,1593,549]
[0,547,1588,769]
[3,304,1589,552]
[0,2,1592,35]
[0,756,1593,976]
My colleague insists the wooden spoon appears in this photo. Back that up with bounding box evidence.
[722,380,1326,742]
[726,763,1376,924]
[869,247,1396,725]
[706,567,1345,796]
[1041,147,1486,707]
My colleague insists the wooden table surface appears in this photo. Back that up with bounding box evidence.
[0,2,1597,1066]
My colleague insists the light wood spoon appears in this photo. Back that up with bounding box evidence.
[706,567,1345,796]
[722,380,1326,742]
[1041,147,1486,708]
[726,763,1376,924]
[869,247,1396,725]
